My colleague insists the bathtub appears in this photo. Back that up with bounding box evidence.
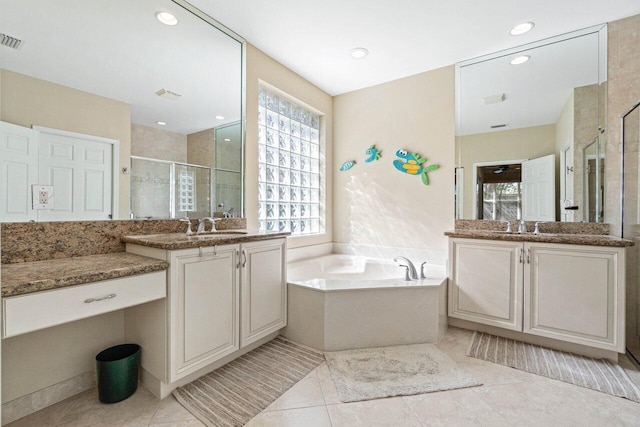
[283,254,448,351]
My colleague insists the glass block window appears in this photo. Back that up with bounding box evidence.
[258,87,322,235]
[178,168,195,212]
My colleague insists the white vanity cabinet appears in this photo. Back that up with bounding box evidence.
[448,239,523,331]
[240,239,287,347]
[170,244,240,380]
[524,243,624,351]
[448,238,625,352]
[125,236,287,394]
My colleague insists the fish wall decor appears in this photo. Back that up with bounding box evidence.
[339,160,356,171]
[393,149,440,185]
[364,145,382,162]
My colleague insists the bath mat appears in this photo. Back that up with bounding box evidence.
[467,331,640,403]
[324,343,482,402]
[173,337,324,427]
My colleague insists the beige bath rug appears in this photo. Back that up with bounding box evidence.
[467,331,640,403]
[173,337,324,427]
[324,343,482,402]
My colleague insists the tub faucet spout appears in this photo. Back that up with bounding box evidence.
[394,256,418,280]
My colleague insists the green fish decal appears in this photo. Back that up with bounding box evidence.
[339,160,356,171]
[364,145,382,162]
[393,149,439,185]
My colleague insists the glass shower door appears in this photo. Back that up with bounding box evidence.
[622,101,640,364]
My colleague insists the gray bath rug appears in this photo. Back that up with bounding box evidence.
[324,343,482,402]
[467,331,640,403]
[173,337,324,427]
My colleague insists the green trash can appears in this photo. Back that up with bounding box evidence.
[96,344,141,404]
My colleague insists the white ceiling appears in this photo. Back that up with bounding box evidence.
[188,0,640,96]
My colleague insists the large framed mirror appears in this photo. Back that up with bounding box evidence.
[455,25,607,222]
[0,0,244,222]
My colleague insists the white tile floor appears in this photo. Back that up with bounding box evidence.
[8,327,640,426]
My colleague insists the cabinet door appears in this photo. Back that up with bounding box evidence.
[240,239,287,347]
[170,245,239,381]
[449,238,523,331]
[524,243,625,351]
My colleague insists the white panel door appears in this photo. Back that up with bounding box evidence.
[0,121,38,222]
[448,238,523,331]
[36,127,115,221]
[522,154,555,221]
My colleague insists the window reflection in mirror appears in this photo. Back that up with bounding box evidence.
[455,25,607,222]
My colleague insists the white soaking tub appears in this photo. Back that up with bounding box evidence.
[283,254,447,351]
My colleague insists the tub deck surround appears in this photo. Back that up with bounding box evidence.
[121,230,290,250]
[283,254,448,351]
[1,253,169,297]
[0,217,247,264]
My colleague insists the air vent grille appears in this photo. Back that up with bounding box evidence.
[155,88,182,101]
[0,33,23,50]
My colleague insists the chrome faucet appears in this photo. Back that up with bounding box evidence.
[197,217,220,233]
[420,261,428,279]
[394,256,418,280]
[503,220,512,233]
[179,217,194,235]
[533,221,546,235]
[518,220,527,234]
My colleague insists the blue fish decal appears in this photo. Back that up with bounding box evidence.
[339,160,356,171]
[365,145,382,162]
[393,149,439,185]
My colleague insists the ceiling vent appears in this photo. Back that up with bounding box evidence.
[0,33,24,50]
[155,88,182,101]
[483,93,506,105]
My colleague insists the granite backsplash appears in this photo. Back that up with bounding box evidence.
[454,219,611,235]
[1,218,247,264]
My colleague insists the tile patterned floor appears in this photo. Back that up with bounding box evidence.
[8,327,640,426]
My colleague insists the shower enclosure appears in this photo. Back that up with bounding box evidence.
[130,156,212,219]
[622,100,640,364]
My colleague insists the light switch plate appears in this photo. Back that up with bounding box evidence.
[32,185,55,209]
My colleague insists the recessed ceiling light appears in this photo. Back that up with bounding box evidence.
[156,121,167,126]
[155,11,178,26]
[224,138,231,142]
[350,47,369,59]
[510,22,535,36]
[215,115,225,120]
[510,55,531,65]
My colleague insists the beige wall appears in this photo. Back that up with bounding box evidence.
[333,66,455,252]
[245,43,334,249]
[131,123,187,162]
[0,70,131,220]
[606,14,640,236]
[187,128,215,170]
[2,312,124,403]
[458,124,556,219]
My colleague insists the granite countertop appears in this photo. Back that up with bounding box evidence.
[2,253,170,298]
[121,229,290,250]
[444,229,634,247]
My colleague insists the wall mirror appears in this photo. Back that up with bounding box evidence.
[0,0,244,222]
[455,25,607,222]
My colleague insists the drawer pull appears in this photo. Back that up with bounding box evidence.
[84,293,116,303]
[242,249,247,267]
